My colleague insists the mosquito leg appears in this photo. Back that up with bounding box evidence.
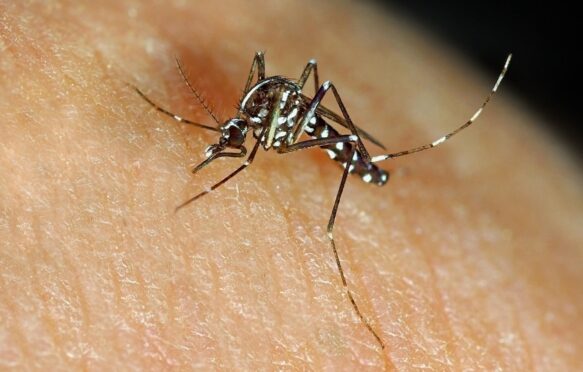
[327,145,385,349]
[133,85,220,132]
[371,53,512,163]
[280,135,385,348]
[289,81,371,162]
[243,51,266,95]
[297,59,320,94]
[175,128,266,212]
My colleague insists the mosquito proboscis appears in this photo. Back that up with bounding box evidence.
[133,52,512,350]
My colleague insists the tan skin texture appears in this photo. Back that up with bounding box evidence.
[1,0,582,370]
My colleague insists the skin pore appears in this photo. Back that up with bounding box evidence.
[1,0,582,370]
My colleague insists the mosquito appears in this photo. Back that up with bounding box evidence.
[133,52,512,350]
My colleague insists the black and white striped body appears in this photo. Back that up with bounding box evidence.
[309,116,388,186]
[240,76,388,186]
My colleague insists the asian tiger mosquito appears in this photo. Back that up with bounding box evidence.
[133,52,512,350]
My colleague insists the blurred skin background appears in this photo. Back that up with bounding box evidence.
[383,0,582,160]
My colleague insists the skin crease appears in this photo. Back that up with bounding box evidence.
[0,0,582,370]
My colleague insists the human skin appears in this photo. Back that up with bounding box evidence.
[1,0,582,370]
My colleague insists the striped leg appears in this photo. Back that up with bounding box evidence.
[371,54,512,163]
[278,135,386,350]
[328,145,385,349]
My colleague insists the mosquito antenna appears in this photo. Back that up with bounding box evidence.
[175,57,222,125]
[371,53,512,163]
[132,84,220,132]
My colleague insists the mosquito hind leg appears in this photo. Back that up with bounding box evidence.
[298,59,320,94]
[328,145,386,350]
[243,51,266,94]
[277,134,386,348]
[370,53,512,163]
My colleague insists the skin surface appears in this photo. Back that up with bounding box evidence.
[1,0,582,370]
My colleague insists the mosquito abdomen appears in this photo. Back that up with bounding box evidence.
[310,117,388,186]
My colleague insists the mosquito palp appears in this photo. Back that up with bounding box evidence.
[134,51,512,351]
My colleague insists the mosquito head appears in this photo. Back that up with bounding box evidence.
[221,118,248,148]
[193,118,249,174]
[205,118,248,154]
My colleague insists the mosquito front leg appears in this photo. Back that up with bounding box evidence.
[243,51,266,95]
[297,59,320,95]
[175,128,266,212]
[288,81,371,162]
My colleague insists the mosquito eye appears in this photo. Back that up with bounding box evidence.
[227,126,245,147]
